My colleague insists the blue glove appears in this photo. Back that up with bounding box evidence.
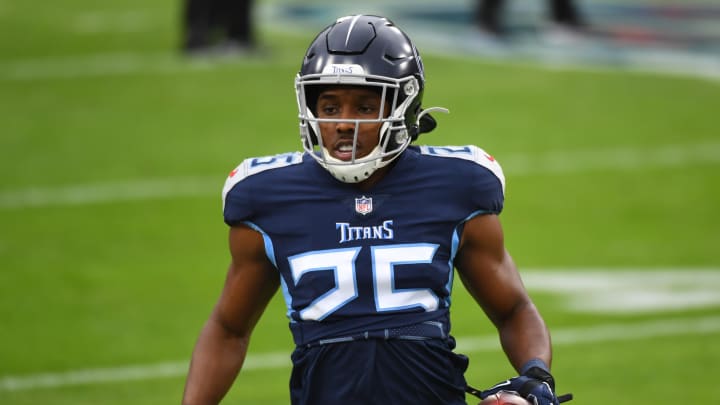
[480,361,559,405]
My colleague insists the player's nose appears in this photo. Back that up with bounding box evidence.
[335,108,357,133]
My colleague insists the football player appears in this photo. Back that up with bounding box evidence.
[182,14,560,405]
[181,0,256,54]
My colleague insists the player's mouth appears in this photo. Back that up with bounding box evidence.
[332,142,362,161]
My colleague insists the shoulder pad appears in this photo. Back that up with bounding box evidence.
[222,152,303,201]
[418,145,505,193]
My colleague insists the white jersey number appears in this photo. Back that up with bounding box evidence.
[288,244,440,321]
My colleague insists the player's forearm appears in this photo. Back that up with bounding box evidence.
[182,319,250,405]
[498,302,552,372]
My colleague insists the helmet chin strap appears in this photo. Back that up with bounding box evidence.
[320,145,384,183]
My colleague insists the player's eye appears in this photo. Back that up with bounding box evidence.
[358,104,378,115]
[320,105,339,116]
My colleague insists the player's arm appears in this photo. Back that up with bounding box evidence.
[454,213,551,371]
[182,225,279,405]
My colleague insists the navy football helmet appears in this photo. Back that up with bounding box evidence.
[295,15,447,183]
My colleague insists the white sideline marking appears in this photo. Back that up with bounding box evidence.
[1,315,719,392]
[0,352,289,392]
[0,176,218,209]
[499,141,720,176]
[1,142,718,209]
[521,269,720,313]
[0,52,220,81]
[455,315,720,352]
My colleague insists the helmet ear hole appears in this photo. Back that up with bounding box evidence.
[418,113,437,136]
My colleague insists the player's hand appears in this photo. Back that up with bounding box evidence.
[480,367,559,405]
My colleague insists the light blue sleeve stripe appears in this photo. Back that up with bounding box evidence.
[446,210,493,304]
[241,221,293,319]
[242,221,277,267]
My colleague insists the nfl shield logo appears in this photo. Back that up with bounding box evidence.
[355,196,373,215]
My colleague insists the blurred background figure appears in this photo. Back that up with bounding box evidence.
[475,0,587,39]
[182,0,256,56]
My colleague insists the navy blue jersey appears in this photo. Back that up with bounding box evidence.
[222,145,505,346]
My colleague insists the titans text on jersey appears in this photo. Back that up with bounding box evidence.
[222,145,505,346]
[336,220,394,243]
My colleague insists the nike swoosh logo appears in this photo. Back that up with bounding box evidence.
[489,380,512,390]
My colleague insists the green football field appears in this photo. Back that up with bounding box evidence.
[1,0,719,404]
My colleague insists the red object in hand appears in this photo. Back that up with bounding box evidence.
[479,391,531,405]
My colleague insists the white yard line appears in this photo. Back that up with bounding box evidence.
[454,314,720,352]
[499,141,720,176]
[520,269,720,313]
[2,315,719,392]
[1,142,718,209]
[0,352,289,392]
[0,176,218,209]
[0,52,220,81]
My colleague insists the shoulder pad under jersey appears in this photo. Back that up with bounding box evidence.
[418,145,505,194]
[222,152,303,203]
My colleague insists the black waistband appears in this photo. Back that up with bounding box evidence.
[290,309,451,346]
[307,320,448,347]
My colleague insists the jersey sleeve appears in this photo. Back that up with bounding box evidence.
[418,145,506,215]
[468,146,505,215]
[221,152,304,226]
[222,162,254,226]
